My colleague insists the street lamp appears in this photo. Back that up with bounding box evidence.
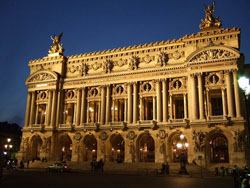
[238,76,250,147]
[177,134,189,175]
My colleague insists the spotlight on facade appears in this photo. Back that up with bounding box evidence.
[180,134,184,140]
[177,143,182,148]
[238,76,250,96]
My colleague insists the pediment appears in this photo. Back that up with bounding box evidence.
[26,70,58,85]
[187,46,240,63]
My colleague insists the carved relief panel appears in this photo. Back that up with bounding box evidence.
[36,90,48,102]
[112,84,127,98]
[64,89,77,102]
[139,81,155,96]
[88,87,101,100]
[169,77,187,93]
[205,71,224,87]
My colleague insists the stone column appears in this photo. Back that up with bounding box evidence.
[198,73,205,119]
[225,71,234,117]
[127,84,133,124]
[80,88,86,125]
[112,99,115,122]
[24,92,32,127]
[133,82,138,124]
[50,90,57,126]
[184,93,187,119]
[124,99,127,122]
[106,85,111,124]
[35,105,39,124]
[45,90,52,126]
[206,89,211,117]
[191,74,198,120]
[156,80,162,122]
[76,89,81,126]
[162,79,168,122]
[140,97,143,121]
[153,96,156,120]
[86,102,90,123]
[221,88,227,117]
[169,93,173,120]
[98,101,101,123]
[233,70,242,118]
[56,90,62,127]
[101,86,106,125]
[29,91,36,125]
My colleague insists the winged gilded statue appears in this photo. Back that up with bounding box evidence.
[48,32,64,54]
[200,2,222,30]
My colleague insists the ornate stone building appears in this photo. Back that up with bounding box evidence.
[18,4,248,168]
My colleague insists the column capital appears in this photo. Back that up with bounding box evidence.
[224,69,232,75]
[197,72,203,77]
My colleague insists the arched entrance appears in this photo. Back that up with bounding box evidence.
[30,135,42,160]
[60,134,72,161]
[168,133,189,162]
[137,133,155,162]
[83,134,97,161]
[110,134,124,163]
[210,134,229,163]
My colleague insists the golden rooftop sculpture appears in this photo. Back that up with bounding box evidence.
[48,32,64,55]
[200,2,222,30]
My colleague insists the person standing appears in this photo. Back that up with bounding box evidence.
[27,159,30,168]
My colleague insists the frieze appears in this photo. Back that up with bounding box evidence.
[142,55,155,64]
[169,51,185,60]
[128,56,139,70]
[156,52,168,66]
[28,73,56,82]
[114,58,128,67]
[190,49,237,63]
[192,130,207,152]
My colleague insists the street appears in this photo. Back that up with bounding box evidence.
[0,169,234,188]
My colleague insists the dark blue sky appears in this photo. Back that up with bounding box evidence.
[0,0,250,126]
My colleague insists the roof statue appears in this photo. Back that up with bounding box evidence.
[48,32,64,55]
[200,2,222,30]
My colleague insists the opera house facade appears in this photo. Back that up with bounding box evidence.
[18,4,248,168]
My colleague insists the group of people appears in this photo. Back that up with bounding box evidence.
[90,159,104,172]
[231,165,250,188]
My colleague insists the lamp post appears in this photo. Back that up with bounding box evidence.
[177,134,189,175]
[238,76,250,147]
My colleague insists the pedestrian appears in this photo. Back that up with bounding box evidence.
[99,158,104,172]
[27,159,30,168]
[232,165,239,188]
[20,160,24,169]
[90,160,94,172]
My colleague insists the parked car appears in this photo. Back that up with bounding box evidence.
[45,162,71,172]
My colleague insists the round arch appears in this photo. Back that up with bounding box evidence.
[136,133,155,162]
[107,134,125,162]
[59,134,72,161]
[167,131,189,163]
[30,135,43,160]
[82,134,97,161]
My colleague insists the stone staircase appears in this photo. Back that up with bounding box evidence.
[28,160,214,177]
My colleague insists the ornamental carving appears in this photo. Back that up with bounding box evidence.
[142,55,154,64]
[37,91,48,100]
[89,88,99,97]
[100,132,108,141]
[67,65,79,73]
[28,73,55,82]
[157,130,167,139]
[205,72,223,85]
[233,129,244,152]
[91,62,102,71]
[190,49,236,62]
[156,52,168,66]
[169,51,184,60]
[169,78,186,90]
[126,131,137,140]
[192,130,207,152]
[74,132,82,141]
[114,58,128,67]
[128,56,139,70]
[65,90,77,100]
[103,59,113,73]
[80,62,89,76]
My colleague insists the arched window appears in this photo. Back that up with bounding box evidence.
[210,134,229,163]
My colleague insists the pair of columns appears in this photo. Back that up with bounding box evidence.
[191,70,241,120]
[24,90,57,127]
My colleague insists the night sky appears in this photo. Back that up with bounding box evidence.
[0,0,249,127]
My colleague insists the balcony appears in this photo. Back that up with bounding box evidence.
[137,120,155,129]
[58,124,74,131]
[30,124,45,131]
